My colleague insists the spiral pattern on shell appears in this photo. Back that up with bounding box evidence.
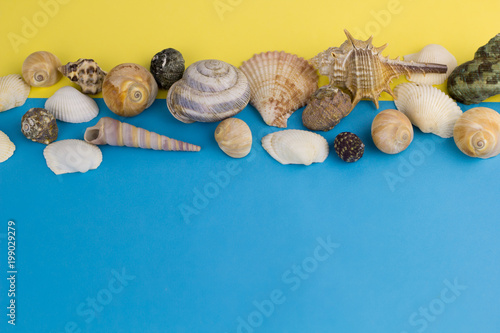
[453,107,500,158]
[22,51,62,87]
[371,109,413,154]
[167,59,250,123]
[102,63,158,117]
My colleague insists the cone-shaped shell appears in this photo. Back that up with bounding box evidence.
[43,139,102,175]
[262,129,328,165]
[103,63,158,117]
[214,118,252,158]
[22,51,62,87]
[45,86,99,123]
[240,51,318,128]
[0,74,30,112]
[302,86,352,131]
[167,59,250,123]
[394,83,462,138]
[59,58,107,94]
[371,109,413,154]
[404,44,457,85]
[84,117,201,152]
[0,131,15,163]
[21,108,58,144]
[453,107,500,158]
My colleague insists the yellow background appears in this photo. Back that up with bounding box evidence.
[1,0,499,101]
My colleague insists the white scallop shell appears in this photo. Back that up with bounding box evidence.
[0,131,16,163]
[45,86,99,123]
[43,139,102,175]
[394,83,462,138]
[261,129,329,165]
[0,74,30,112]
[404,44,457,85]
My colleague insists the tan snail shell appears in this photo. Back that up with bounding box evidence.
[371,109,414,154]
[214,118,252,158]
[453,107,500,159]
[22,51,62,87]
[102,63,158,117]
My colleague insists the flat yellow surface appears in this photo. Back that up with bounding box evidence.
[1,0,499,100]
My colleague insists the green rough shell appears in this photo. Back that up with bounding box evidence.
[448,34,500,104]
[302,86,352,131]
[333,132,364,162]
[21,108,58,144]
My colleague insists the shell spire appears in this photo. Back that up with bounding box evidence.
[84,117,200,152]
[310,30,448,109]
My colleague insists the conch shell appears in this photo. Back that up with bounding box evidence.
[84,117,201,152]
[214,118,252,158]
[371,109,413,154]
[167,59,250,123]
[102,63,158,117]
[448,34,500,104]
[453,107,500,158]
[59,58,107,94]
[22,51,62,87]
[310,30,448,109]
[240,51,318,128]
[0,74,30,112]
[302,85,352,131]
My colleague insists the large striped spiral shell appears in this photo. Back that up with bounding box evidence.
[167,59,250,123]
[102,63,158,117]
[22,51,62,87]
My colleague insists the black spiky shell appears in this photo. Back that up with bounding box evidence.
[150,48,185,90]
[21,108,58,144]
[333,132,364,162]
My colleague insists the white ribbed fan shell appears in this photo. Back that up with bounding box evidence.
[0,131,15,163]
[0,74,30,112]
[404,44,457,85]
[45,86,99,123]
[43,139,102,175]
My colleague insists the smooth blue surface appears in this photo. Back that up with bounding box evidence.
[1,98,499,333]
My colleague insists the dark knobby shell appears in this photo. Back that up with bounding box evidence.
[58,59,107,94]
[334,132,364,162]
[21,108,58,144]
[150,48,185,90]
[302,85,352,131]
[447,34,500,104]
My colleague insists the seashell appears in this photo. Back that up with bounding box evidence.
[102,63,158,117]
[214,118,252,158]
[0,74,30,112]
[302,85,352,131]
[43,139,102,175]
[167,59,250,123]
[310,30,448,109]
[240,51,318,128]
[0,131,15,163]
[84,117,201,151]
[22,51,62,87]
[371,109,413,154]
[453,107,500,159]
[404,44,457,85]
[261,129,328,165]
[21,108,58,144]
[334,132,365,162]
[150,48,185,90]
[394,83,462,138]
[448,34,500,104]
[58,58,107,94]
[45,86,99,123]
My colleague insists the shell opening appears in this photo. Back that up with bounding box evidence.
[84,128,100,142]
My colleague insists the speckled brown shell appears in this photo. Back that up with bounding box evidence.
[302,86,352,131]
[21,108,58,144]
[59,59,107,94]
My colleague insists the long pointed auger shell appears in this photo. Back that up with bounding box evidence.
[310,29,448,109]
[84,117,201,152]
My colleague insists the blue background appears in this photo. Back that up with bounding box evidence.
[1,98,499,332]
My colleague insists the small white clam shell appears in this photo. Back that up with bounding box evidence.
[45,86,99,123]
[261,129,329,165]
[404,44,457,85]
[43,139,102,175]
[394,83,462,138]
[0,74,30,112]
[0,131,16,163]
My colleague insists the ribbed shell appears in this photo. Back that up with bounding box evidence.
[404,44,457,85]
[22,51,62,87]
[0,74,30,112]
[21,108,58,144]
[43,139,102,175]
[302,86,352,131]
[453,107,500,158]
[261,129,329,165]
[214,118,252,158]
[0,131,15,163]
[59,58,107,94]
[371,109,413,154]
[45,86,99,123]
[167,59,250,123]
[240,51,318,128]
[394,83,462,138]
